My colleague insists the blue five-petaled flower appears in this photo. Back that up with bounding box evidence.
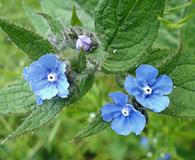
[125,65,173,113]
[23,54,69,105]
[101,92,146,136]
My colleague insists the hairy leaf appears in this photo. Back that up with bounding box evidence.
[71,113,109,142]
[0,80,35,115]
[1,71,94,144]
[0,18,56,60]
[95,0,165,73]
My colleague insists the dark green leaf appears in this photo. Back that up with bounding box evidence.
[0,80,35,115]
[71,113,109,142]
[71,3,83,27]
[0,18,56,60]
[95,0,165,73]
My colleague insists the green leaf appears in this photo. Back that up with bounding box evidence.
[71,113,109,142]
[153,0,188,49]
[163,50,195,118]
[71,3,83,27]
[182,4,195,52]
[163,4,195,118]
[1,71,94,144]
[95,0,165,73]
[0,80,35,115]
[38,13,64,38]
[116,48,182,88]
[139,48,182,75]
[0,18,56,60]
[24,5,51,38]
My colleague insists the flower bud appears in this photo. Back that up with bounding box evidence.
[76,35,92,52]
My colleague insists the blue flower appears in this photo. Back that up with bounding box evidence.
[23,54,69,105]
[76,35,92,52]
[101,92,146,136]
[124,65,173,113]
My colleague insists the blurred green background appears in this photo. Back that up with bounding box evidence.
[0,0,195,160]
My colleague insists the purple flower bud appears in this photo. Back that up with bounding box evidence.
[76,35,92,52]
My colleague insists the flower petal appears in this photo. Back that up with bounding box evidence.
[109,92,128,106]
[129,109,146,135]
[58,61,66,74]
[124,75,142,96]
[136,95,170,112]
[78,35,92,44]
[31,79,49,93]
[39,54,58,69]
[136,65,159,85]
[29,61,48,83]
[101,103,122,122]
[110,106,146,136]
[57,76,69,98]
[36,84,58,100]
[111,115,132,136]
[152,75,173,95]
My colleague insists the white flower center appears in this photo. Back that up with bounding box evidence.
[47,73,57,82]
[122,107,130,116]
[143,86,152,95]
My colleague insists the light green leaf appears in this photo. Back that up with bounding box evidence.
[1,71,94,144]
[71,113,109,142]
[95,0,165,73]
[0,18,56,60]
[71,3,83,27]
[0,80,35,115]
[24,5,51,38]
[38,13,64,39]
